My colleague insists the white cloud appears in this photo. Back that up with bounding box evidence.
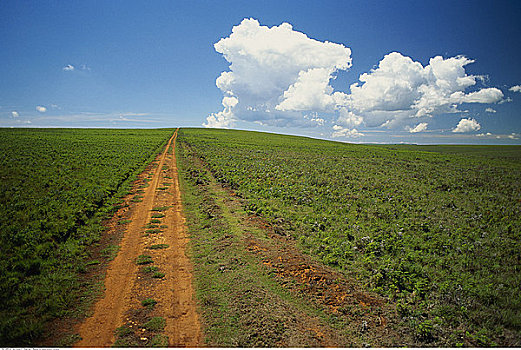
[477,132,519,140]
[276,68,337,112]
[453,118,481,133]
[203,96,238,128]
[337,108,363,127]
[509,85,521,93]
[36,106,47,113]
[407,122,428,133]
[63,64,91,72]
[303,113,326,126]
[346,52,503,127]
[331,124,364,138]
[205,18,352,128]
[206,19,504,133]
[485,107,496,113]
[11,111,19,118]
[450,88,503,104]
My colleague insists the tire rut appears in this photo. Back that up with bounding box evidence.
[74,128,202,347]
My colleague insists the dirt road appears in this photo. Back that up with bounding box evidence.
[75,128,202,347]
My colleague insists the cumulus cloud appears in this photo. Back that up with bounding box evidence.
[11,111,19,118]
[203,96,238,128]
[453,118,481,133]
[207,19,504,135]
[485,107,496,113]
[407,122,428,133]
[331,124,364,138]
[337,108,363,127]
[36,106,47,113]
[509,85,521,93]
[345,52,503,127]
[205,18,352,128]
[63,64,75,71]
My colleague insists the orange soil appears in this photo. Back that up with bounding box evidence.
[74,128,202,347]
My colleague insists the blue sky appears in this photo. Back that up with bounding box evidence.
[1,0,520,144]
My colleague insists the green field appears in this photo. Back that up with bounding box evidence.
[0,128,173,345]
[177,128,521,346]
[1,127,520,346]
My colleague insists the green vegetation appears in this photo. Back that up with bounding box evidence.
[151,206,170,211]
[143,266,159,273]
[150,334,168,347]
[115,325,133,338]
[85,260,100,266]
[177,133,402,347]
[149,244,169,250]
[151,272,165,279]
[0,128,173,345]
[143,317,166,332]
[178,128,521,346]
[130,195,144,203]
[145,229,161,234]
[136,255,154,265]
[141,298,157,308]
[100,244,120,261]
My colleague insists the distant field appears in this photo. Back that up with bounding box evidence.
[0,128,172,345]
[178,128,521,346]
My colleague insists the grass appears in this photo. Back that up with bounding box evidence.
[150,334,168,347]
[143,317,166,332]
[136,255,153,265]
[176,138,383,347]
[177,128,521,347]
[149,244,169,250]
[151,213,165,218]
[151,206,170,211]
[117,219,132,225]
[100,244,120,261]
[85,260,101,266]
[0,128,174,346]
[149,219,161,224]
[145,229,161,234]
[141,298,157,308]
[143,266,158,273]
[115,325,133,338]
[152,272,165,279]
[130,195,144,203]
